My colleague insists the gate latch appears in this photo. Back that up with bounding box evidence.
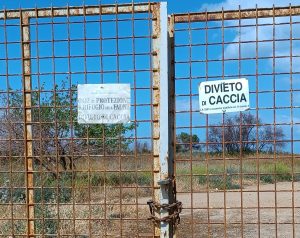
[157,178,173,185]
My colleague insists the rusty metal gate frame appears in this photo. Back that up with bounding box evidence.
[0,2,177,237]
[170,4,300,238]
[4,1,300,237]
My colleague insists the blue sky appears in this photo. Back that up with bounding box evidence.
[0,0,223,13]
[1,0,300,153]
[171,0,300,154]
[0,0,298,12]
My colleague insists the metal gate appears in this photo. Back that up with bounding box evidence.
[2,1,300,238]
[0,2,173,237]
[171,5,300,238]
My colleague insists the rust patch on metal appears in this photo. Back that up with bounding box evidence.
[0,3,153,19]
[174,5,300,22]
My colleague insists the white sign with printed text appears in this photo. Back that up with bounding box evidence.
[78,84,131,124]
[199,78,250,114]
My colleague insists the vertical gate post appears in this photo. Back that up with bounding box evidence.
[168,14,176,237]
[21,11,35,237]
[152,2,177,237]
[152,3,162,236]
[158,2,171,237]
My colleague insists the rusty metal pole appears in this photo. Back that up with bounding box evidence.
[21,11,35,237]
[168,14,176,238]
[153,2,176,238]
[152,3,161,236]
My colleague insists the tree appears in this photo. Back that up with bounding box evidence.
[0,92,25,157]
[0,84,135,177]
[208,113,286,154]
[176,132,201,152]
[135,141,151,154]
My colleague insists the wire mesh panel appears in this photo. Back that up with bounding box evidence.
[172,6,300,238]
[0,2,162,237]
[0,17,27,237]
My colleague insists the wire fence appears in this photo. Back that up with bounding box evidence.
[1,2,300,238]
[172,5,300,238]
[0,3,163,237]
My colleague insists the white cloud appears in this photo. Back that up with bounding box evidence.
[204,0,300,73]
[222,27,300,73]
[176,98,199,112]
[223,28,262,59]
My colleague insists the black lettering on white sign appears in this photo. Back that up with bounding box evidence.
[78,84,131,124]
[199,78,250,114]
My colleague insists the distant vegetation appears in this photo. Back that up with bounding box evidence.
[0,84,135,178]
[176,113,286,155]
[176,157,297,191]
[0,86,292,236]
[208,113,286,154]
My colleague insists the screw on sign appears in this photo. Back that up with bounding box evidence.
[199,78,250,114]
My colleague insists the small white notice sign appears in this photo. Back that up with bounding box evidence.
[78,84,131,124]
[199,78,250,114]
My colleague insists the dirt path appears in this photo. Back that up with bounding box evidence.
[142,182,300,237]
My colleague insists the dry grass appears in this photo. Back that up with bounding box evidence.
[176,153,300,192]
[1,153,300,236]
[0,155,154,236]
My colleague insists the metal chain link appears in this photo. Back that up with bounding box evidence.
[147,200,182,226]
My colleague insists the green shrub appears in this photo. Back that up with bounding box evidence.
[198,175,207,185]
[35,205,58,235]
[137,172,152,186]
[33,174,72,203]
[90,174,105,186]
[275,162,292,181]
[104,172,152,186]
[199,167,240,190]
[0,187,26,203]
[293,174,300,182]
[34,187,72,203]
[260,174,274,183]
[259,161,292,183]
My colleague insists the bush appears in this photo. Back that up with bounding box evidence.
[66,172,152,188]
[34,187,72,203]
[35,205,58,235]
[275,162,292,181]
[260,174,274,183]
[0,187,26,203]
[105,172,151,186]
[33,174,72,203]
[259,161,292,183]
[90,174,105,186]
[198,167,240,190]
[137,172,152,186]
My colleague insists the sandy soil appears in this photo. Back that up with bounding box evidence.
[174,182,300,237]
[1,182,299,237]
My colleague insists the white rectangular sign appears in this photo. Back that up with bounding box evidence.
[199,78,250,114]
[78,84,131,124]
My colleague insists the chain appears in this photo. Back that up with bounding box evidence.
[147,200,182,226]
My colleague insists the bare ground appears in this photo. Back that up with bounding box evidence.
[173,182,300,238]
[1,182,299,237]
